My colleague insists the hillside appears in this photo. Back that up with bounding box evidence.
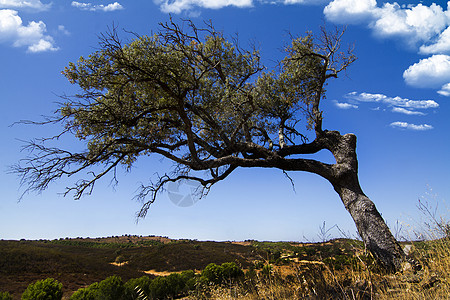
[1,236,448,299]
[0,236,364,299]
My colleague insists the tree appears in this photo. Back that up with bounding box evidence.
[13,19,406,271]
[21,278,63,300]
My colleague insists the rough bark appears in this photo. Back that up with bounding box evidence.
[325,131,406,271]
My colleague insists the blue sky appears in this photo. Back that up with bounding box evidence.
[1,0,449,242]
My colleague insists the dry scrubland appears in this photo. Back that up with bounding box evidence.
[1,204,449,299]
[0,235,449,299]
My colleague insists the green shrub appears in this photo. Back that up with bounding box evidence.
[201,263,224,284]
[70,276,127,300]
[201,262,243,284]
[125,276,152,299]
[221,262,244,280]
[148,276,171,299]
[180,270,196,291]
[0,292,12,300]
[69,283,99,300]
[21,278,63,300]
[96,276,127,300]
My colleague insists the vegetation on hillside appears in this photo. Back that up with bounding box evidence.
[1,197,448,299]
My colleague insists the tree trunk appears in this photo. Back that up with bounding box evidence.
[327,132,406,271]
[333,175,406,271]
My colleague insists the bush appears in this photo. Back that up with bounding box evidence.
[148,276,172,299]
[70,276,128,300]
[96,275,127,299]
[221,262,244,280]
[0,292,12,300]
[21,278,63,300]
[69,283,99,300]
[125,276,152,299]
[201,263,224,284]
[201,262,243,284]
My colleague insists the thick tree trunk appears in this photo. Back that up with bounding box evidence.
[333,175,406,271]
[326,131,406,271]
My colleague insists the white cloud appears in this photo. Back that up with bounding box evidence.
[390,121,433,131]
[373,3,447,43]
[0,9,58,52]
[420,27,450,55]
[392,107,425,116]
[58,25,70,36]
[283,0,328,4]
[403,55,450,88]
[154,0,253,13]
[0,0,51,11]
[345,92,439,110]
[334,101,358,109]
[324,0,377,24]
[438,83,450,96]
[323,1,450,93]
[325,1,450,46]
[71,1,124,12]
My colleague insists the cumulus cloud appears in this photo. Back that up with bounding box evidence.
[324,1,448,45]
[373,3,447,43]
[403,55,450,88]
[420,27,450,54]
[0,9,58,52]
[0,0,51,11]
[155,0,253,14]
[71,1,124,12]
[390,121,433,131]
[323,1,450,92]
[324,0,377,24]
[438,83,450,96]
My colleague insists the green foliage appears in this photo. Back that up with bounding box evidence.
[95,276,127,299]
[148,276,171,299]
[70,276,127,300]
[21,278,63,300]
[201,262,243,284]
[0,292,12,300]
[69,284,98,300]
[261,264,273,276]
[125,276,152,299]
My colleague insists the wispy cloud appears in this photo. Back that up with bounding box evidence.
[155,0,252,14]
[71,1,124,12]
[0,0,51,11]
[0,9,58,52]
[391,107,425,116]
[333,101,358,109]
[57,25,70,36]
[335,92,436,130]
[390,121,433,131]
[344,92,438,110]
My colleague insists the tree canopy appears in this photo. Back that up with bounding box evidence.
[15,20,355,218]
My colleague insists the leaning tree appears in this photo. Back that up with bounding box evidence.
[14,20,407,271]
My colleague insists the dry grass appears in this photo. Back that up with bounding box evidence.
[185,227,450,299]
